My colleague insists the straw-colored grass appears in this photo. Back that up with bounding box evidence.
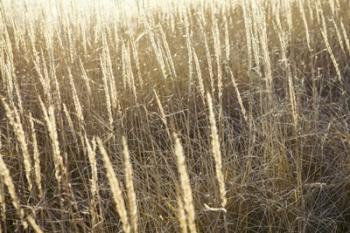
[0,0,350,232]
[0,153,43,233]
[173,133,197,233]
[122,136,138,233]
[97,137,131,233]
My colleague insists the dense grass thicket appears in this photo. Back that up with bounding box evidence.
[0,0,350,232]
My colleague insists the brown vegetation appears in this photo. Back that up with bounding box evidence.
[0,0,350,232]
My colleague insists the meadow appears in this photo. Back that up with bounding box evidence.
[0,0,350,232]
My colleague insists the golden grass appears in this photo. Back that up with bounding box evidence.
[0,0,349,232]
[122,136,138,233]
[29,113,43,198]
[206,93,227,210]
[0,153,43,233]
[1,100,33,192]
[173,133,197,233]
[97,137,131,233]
[85,136,100,230]
[39,98,66,187]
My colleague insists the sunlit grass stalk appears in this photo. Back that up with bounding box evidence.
[97,138,131,233]
[283,0,293,32]
[298,0,312,51]
[79,58,92,96]
[277,28,298,128]
[241,0,253,69]
[276,16,304,215]
[144,21,168,79]
[199,18,214,95]
[332,19,345,53]
[192,48,205,103]
[121,43,128,90]
[13,74,24,115]
[52,68,62,107]
[0,153,43,233]
[39,98,67,186]
[328,0,335,15]
[340,20,350,56]
[34,51,54,105]
[159,25,177,78]
[224,15,230,62]
[3,26,14,63]
[212,19,223,118]
[176,193,188,233]
[102,34,119,109]
[226,67,248,124]
[62,104,79,145]
[250,0,262,77]
[122,137,138,233]
[2,99,33,192]
[206,93,227,209]
[173,133,197,233]
[3,64,14,106]
[125,42,138,102]
[84,136,100,230]
[255,1,273,100]
[184,15,194,93]
[29,113,43,198]
[154,90,171,137]
[100,55,114,130]
[68,68,85,125]
[320,8,342,81]
[131,39,144,87]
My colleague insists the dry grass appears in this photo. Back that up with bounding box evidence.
[0,0,350,232]
[97,137,131,233]
[174,133,197,233]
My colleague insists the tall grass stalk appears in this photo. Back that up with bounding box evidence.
[97,138,131,233]
[2,99,33,192]
[122,137,138,233]
[0,153,43,233]
[173,133,197,233]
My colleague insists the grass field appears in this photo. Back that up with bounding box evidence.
[0,0,350,232]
